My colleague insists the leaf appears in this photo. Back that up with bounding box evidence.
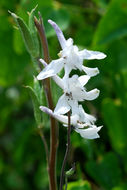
[9,11,38,58]
[86,152,122,190]
[112,183,127,190]
[33,77,44,105]
[93,0,127,45]
[13,27,25,55]
[25,85,42,126]
[102,98,126,154]
[0,14,30,86]
[67,180,91,190]
[112,187,124,190]
[29,6,40,58]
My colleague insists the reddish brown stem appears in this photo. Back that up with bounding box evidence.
[34,14,58,190]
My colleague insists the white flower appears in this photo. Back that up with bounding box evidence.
[54,74,100,115]
[37,20,106,80]
[38,59,99,115]
[40,106,102,139]
[37,20,105,140]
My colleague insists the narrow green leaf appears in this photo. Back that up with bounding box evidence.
[29,6,40,58]
[9,11,37,58]
[25,85,42,126]
[33,76,44,105]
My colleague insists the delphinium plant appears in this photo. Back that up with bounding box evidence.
[9,7,106,190]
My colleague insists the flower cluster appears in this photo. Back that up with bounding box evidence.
[37,20,106,139]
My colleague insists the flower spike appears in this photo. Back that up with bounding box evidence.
[38,19,106,140]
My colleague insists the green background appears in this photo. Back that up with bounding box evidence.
[1,0,127,189]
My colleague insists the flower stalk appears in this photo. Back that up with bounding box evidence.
[59,111,71,190]
[38,128,49,165]
[34,13,58,190]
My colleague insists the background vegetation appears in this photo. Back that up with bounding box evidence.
[1,0,127,189]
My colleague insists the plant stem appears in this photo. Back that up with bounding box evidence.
[34,14,58,190]
[59,111,71,190]
[38,128,49,165]
[65,176,68,190]
[36,12,49,63]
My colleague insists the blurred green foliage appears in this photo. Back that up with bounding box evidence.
[1,0,127,189]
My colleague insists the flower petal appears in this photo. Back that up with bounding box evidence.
[40,106,68,123]
[78,105,96,124]
[48,19,67,49]
[84,113,96,124]
[78,75,90,86]
[63,64,72,80]
[54,94,70,114]
[75,126,102,139]
[66,38,73,47]
[83,88,100,100]
[37,58,64,80]
[79,49,106,60]
[39,59,64,89]
[39,59,47,67]
[40,106,79,125]
[67,99,79,115]
[82,65,99,77]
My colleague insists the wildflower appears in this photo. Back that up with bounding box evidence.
[37,20,106,80]
[38,59,99,115]
[40,106,102,139]
[54,74,99,115]
[38,20,106,140]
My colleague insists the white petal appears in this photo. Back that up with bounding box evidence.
[82,65,99,77]
[52,75,64,89]
[78,75,90,86]
[75,126,102,139]
[66,38,73,47]
[83,88,100,100]
[63,64,72,80]
[84,113,96,124]
[39,59,64,89]
[40,106,55,118]
[78,105,96,124]
[37,58,64,80]
[54,94,70,114]
[48,19,67,49]
[79,49,106,60]
[40,106,79,125]
[39,59,47,67]
[40,106,68,123]
[68,99,79,115]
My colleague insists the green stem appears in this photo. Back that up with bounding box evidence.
[38,128,49,165]
[65,176,68,190]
